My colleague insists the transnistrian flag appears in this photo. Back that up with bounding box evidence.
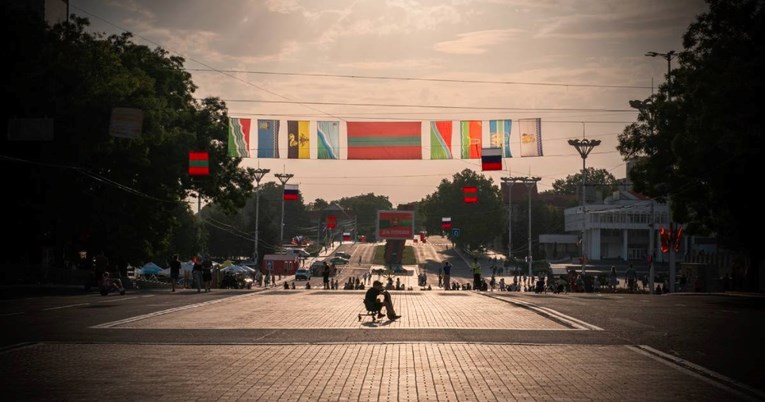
[460,120,482,159]
[519,118,543,157]
[257,119,280,158]
[317,121,340,160]
[188,151,209,176]
[228,117,251,158]
[287,120,310,159]
[430,121,453,160]
[481,147,502,171]
[283,184,299,201]
[441,217,452,230]
[347,121,422,160]
[463,186,478,203]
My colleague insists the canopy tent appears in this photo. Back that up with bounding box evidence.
[138,262,163,276]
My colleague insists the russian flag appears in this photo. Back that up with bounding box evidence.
[283,184,299,201]
[441,217,452,230]
[481,147,502,171]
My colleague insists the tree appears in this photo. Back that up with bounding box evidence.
[551,167,619,199]
[336,194,393,240]
[617,0,764,289]
[0,10,257,269]
[417,169,504,250]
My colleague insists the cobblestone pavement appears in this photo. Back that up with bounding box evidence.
[2,288,761,401]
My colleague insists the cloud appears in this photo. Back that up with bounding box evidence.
[433,29,523,54]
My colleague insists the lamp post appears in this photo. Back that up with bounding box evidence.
[568,138,601,275]
[645,50,676,98]
[274,172,294,247]
[252,168,270,263]
[500,177,513,262]
[502,176,540,277]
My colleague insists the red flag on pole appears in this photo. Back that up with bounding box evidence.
[463,186,478,203]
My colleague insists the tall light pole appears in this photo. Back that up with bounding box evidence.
[645,50,676,98]
[252,168,270,263]
[274,172,293,247]
[500,177,513,262]
[568,137,601,275]
[502,176,540,277]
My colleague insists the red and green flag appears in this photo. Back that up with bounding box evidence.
[188,151,209,176]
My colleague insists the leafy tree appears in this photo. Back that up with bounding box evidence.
[337,194,393,240]
[618,0,763,288]
[551,167,619,199]
[0,10,257,269]
[417,169,504,250]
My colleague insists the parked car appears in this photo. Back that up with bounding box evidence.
[295,268,311,280]
[310,260,326,275]
[329,256,349,265]
[335,251,351,260]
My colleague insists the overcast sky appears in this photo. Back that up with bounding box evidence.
[70,0,709,206]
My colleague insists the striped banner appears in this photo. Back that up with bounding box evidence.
[430,121,453,160]
[460,121,482,159]
[317,121,340,160]
[481,147,502,171]
[228,117,251,158]
[347,121,422,160]
[257,119,280,158]
[188,151,209,176]
[287,120,310,159]
[489,119,512,158]
[283,184,299,201]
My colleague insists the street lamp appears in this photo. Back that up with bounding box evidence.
[568,138,601,275]
[274,172,294,247]
[500,177,513,262]
[252,168,270,263]
[501,176,540,277]
[645,50,676,98]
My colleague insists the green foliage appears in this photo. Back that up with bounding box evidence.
[551,167,619,197]
[336,194,393,240]
[618,0,763,287]
[1,11,256,267]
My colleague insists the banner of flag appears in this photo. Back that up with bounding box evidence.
[188,151,209,176]
[228,117,251,158]
[441,217,452,230]
[225,118,542,161]
[283,184,299,201]
[326,216,337,229]
[463,186,478,204]
[481,147,502,171]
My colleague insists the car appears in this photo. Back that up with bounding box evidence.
[295,268,311,280]
[335,251,351,260]
[329,256,349,265]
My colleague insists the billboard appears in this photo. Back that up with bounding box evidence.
[376,210,415,240]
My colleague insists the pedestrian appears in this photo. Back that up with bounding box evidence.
[471,257,481,290]
[608,266,618,292]
[625,264,637,293]
[202,256,213,292]
[442,261,452,290]
[192,256,203,293]
[169,254,181,292]
[322,262,330,289]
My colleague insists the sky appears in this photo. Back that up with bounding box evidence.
[70,0,709,206]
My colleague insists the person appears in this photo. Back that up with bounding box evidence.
[202,256,213,292]
[322,262,330,289]
[625,264,637,293]
[608,266,618,292]
[192,256,204,293]
[442,261,452,290]
[471,258,482,290]
[364,280,401,321]
[169,254,181,292]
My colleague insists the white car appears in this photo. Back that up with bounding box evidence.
[295,268,311,280]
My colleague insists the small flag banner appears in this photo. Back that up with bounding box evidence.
[342,232,351,242]
[481,147,502,171]
[430,121,453,160]
[326,216,337,229]
[441,217,452,230]
[347,121,422,160]
[283,184,299,201]
[188,151,209,176]
[317,121,340,160]
[460,121,482,159]
[228,117,251,157]
[519,118,543,157]
[287,120,310,159]
[257,119,280,158]
[489,119,512,158]
[463,186,478,204]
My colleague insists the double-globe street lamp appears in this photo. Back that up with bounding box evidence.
[274,172,294,247]
[568,138,601,276]
[645,50,676,99]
